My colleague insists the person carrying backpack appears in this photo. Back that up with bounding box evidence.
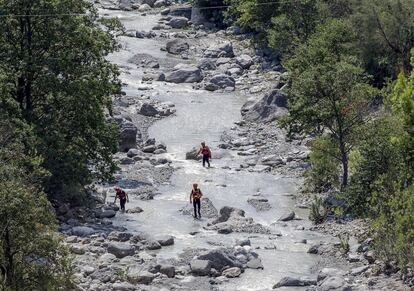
[114,187,129,211]
[197,142,211,168]
[190,183,203,219]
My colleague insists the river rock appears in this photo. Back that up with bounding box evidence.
[108,232,133,242]
[161,7,170,15]
[273,276,317,288]
[138,4,151,12]
[351,265,369,276]
[205,74,235,91]
[168,17,188,28]
[141,0,156,7]
[278,211,295,221]
[246,258,264,269]
[159,264,175,278]
[190,259,211,276]
[112,282,136,291]
[181,197,218,218]
[154,0,167,8]
[156,235,175,246]
[143,145,156,153]
[236,54,254,69]
[71,226,96,237]
[126,148,141,158]
[185,147,201,160]
[247,198,271,211]
[203,42,234,58]
[166,39,189,55]
[198,58,216,71]
[127,269,155,285]
[241,89,288,122]
[319,276,346,291]
[222,267,242,278]
[126,207,143,214]
[107,242,135,258]
[139,103,159,117]
[165,64,203,83]
[197,249,241,271]
[317,268,347,282]
[143,239,162,250]
[95,209,116,219]
[70,244,86,255]
[119,122,138,152]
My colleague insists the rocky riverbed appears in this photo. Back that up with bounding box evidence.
[59,1,411,290]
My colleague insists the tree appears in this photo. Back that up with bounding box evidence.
[267,0,321,56]
[0,116,73,289]
[0,0,122,201]
[351,0,414,84]
[283,19,377,189]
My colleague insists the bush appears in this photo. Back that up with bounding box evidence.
[306,137,340,192]
[309,196,329,224]
[373,185,414,267]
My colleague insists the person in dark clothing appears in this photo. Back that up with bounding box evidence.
[197,142,211,168]
[114,187,129,211]
[190,183,203,219]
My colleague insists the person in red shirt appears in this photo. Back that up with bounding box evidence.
[197,142,211,168]
[189,183,203,219]
[114,187,129,211]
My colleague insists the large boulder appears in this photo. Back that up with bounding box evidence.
[203,42,234,58]
[139,103,159,117]
[185,147,201,160]
[181,197,218,219]
[205,74,235,91]
[213,207,245,224]
[197,249,241,271]
[190,259,211,276]
[166,39,189,55]
[168,17,189,29]
[241,89,288,123]
[119,122,139,152]
[165,64,203,83]
[107,243,135,258]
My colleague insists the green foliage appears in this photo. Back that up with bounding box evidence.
[284,19,377,189]
[306,137,340,192]
[351,0,414,84]
[309,196,328,224]
[0,119,74,290]
[345,116,404,216]
[339,233,350,254]
[0,0,122,200]
[267,0,320,56]
[225,0,279,32]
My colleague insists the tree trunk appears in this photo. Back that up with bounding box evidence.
[340,144,349,190]
[4,226,14,288]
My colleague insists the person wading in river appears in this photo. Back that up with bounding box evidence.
[197,142,211,168]
[190,183,203,219]
[114,187,129,212]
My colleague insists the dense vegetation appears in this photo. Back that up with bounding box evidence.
[195,0,414,268]
[0,0,121,288]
